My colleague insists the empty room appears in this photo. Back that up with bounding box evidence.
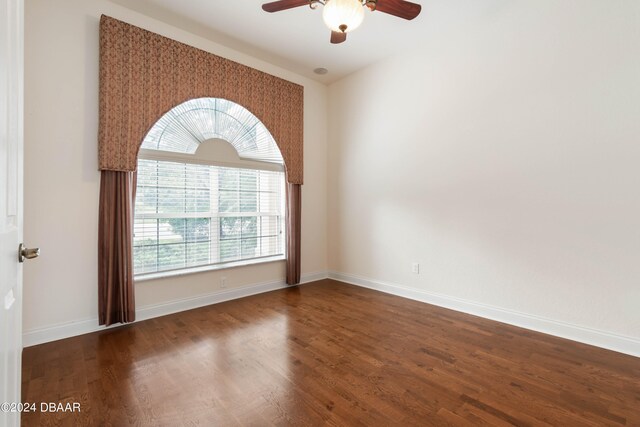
[1,0,639,425]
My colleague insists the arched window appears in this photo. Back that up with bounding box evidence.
[133,98,286,278]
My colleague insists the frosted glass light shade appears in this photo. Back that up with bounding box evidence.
[322,0,364,33]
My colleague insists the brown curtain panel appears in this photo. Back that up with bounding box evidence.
[98,170,136,325]
[286,183,302,285]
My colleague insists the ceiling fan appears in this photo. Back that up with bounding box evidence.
[262,0,422,44]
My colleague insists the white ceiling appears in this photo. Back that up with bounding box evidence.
[108,0,510,84]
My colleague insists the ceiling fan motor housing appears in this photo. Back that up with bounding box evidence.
[365,0,378,11]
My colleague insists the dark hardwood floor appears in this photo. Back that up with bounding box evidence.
[22,279,640,426]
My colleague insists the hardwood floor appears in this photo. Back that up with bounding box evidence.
[22,279,640,426]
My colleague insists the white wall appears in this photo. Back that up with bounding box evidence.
[328,0,640,343]
[23,0,328,338]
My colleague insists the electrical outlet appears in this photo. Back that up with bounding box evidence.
[220,276,227,288]
[411,263,420,274]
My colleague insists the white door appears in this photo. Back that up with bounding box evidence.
[1,0,25,426]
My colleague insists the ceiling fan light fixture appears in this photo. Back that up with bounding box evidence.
[322,0,365,33]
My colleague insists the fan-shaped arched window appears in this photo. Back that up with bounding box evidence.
[140,97,284,163]
[134,98,285,278]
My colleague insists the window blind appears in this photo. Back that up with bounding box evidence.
[140,98,284,164]
[134,159,285,276]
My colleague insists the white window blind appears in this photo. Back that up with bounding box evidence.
[134,158,285,276]
[140,98,284,164]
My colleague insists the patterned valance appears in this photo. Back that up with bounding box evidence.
[98,15,304,184]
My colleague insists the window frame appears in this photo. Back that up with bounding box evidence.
[133,148,286,282]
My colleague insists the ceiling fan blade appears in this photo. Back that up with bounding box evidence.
[330,31,347,44]
[373,0,421,20]
[262,0,310,13]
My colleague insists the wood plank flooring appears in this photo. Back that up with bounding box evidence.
[21,279,640,426]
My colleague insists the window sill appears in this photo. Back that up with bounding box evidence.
[134,255,286,283]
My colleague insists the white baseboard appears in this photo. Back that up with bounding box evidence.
[328,271,640,358]
[22,271,329,347]
[298,270,330,284]
[27,270,637,358]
